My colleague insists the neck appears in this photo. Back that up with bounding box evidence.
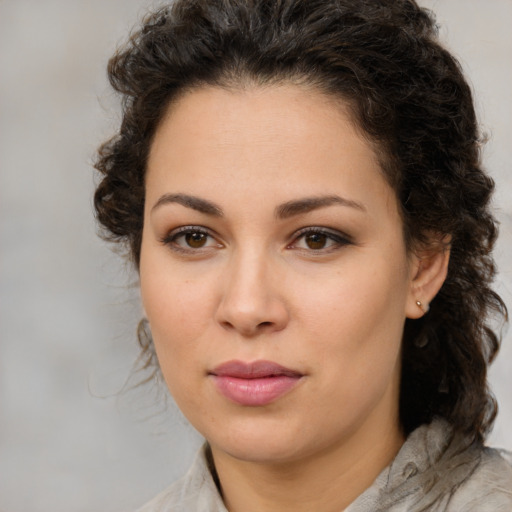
[210,417,404,512]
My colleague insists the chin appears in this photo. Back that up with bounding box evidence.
[204,418,323,465]
[221,440,307,465]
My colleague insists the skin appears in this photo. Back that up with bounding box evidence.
[140,84,449,512]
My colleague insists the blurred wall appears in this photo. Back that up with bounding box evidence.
[0,1,510,511]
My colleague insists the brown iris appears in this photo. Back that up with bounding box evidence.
[304,233,328,250]
[185,232,208,248]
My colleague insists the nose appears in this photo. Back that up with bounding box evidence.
[214,249,290,337]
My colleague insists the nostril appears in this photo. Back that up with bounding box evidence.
[220,320,235,330]
[219,319,277,336]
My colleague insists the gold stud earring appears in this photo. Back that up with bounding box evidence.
[416,300,429,313]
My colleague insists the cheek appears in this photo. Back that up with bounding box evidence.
[142,273,211,344]
[140,273,209,405]
[298,254,408,378]
[297,273,405,432]
[302,255,407,331]
[139,246,217,370]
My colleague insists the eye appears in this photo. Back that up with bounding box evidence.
[301,232,330,250]
[183,231,209,249]
[160,226,222,252]
[290,228,352,252]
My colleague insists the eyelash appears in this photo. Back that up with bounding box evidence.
[159,226,352,254]
[289,227,353,253]
[159,225,220,254]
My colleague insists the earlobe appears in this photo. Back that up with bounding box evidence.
[406,237,451,319]
[415,300,429,314]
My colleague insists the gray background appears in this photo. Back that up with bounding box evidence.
[0,1,511,511]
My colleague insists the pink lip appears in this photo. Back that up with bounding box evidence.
[209,360,303,406]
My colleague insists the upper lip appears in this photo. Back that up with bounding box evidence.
[210,360,303,379]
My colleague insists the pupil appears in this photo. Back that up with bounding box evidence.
[306,233,327,249]
[186,232,206,248]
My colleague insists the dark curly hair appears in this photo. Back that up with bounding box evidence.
[94,0,507,443]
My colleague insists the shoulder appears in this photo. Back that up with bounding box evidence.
[135,479,183,512]
[135,476,214,512]
[446,447,512,511]
[352,419,512,512]
[134,445,227,512]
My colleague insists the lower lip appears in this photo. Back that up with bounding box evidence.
[211,375,301,406]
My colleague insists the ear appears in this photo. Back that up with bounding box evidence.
[405,236,451,319]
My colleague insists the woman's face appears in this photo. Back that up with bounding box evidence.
[140,85,420,464]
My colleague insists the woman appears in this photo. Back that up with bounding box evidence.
[94,0,512,510]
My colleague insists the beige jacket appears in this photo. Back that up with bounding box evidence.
[137,419,512,511]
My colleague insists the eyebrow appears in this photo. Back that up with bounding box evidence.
[151,193,223,216]
[275,195,366,219]
[151,193,366,218]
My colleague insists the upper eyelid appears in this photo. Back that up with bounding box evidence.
[160,226,224,255]
[164,225,214,237]
[287,227,354,254]
[159,225,352,247]
[160,225,216,245]
[292,226,352,241]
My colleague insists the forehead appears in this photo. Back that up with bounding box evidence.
[145,84,398,221]
[149,85,379,177]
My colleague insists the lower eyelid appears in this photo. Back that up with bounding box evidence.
[293,229,351,244]
[159,226,351,252]
[161,227,226,253]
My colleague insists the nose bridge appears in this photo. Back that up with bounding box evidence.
[229,244,266,294]
[216,243,288,335]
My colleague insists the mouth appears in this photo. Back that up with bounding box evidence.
[209,360,304,406]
